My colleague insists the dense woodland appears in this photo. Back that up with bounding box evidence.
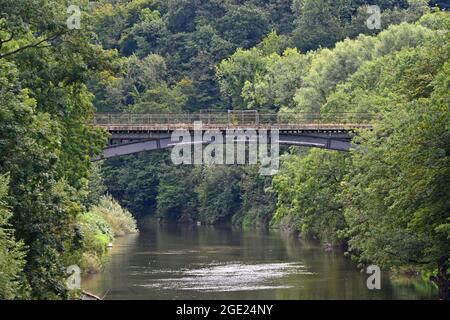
[0,0,449,299]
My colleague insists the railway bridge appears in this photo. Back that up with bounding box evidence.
[92,111,373,160]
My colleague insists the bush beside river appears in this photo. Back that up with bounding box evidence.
[77,196,137,274]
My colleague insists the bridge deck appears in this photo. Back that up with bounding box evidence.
[94,123,373,132]
[93,112,373,132]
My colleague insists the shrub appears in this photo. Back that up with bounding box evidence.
[76,195,137,273]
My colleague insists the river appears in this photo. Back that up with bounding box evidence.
[82,217,436,300]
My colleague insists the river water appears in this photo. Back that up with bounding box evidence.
[83,218,436,300]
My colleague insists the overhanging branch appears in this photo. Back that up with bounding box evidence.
[0,32,64,59]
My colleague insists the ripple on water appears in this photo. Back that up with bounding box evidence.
[137,262,316,292]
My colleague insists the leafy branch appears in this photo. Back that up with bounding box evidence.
[0,32,64,59]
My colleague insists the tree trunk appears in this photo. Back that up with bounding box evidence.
[431,257,450,300]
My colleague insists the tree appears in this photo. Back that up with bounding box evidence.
[234,166,275,228]
[291,0,344,52]
[197,167,242,224]
[156,166,199,222]
[102,152,169,217]
[295,22,433,113]
[273,149,348,244]
[166,0,200,33]
[0,175,28,299]
[0,1,111,298]
[340,25,450,299]
[119,9,168,56]
[216,48,268,109]
[0,0,70,59]
[218,3,270,49]
[241,47,311,111]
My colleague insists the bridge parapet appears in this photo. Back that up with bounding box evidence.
[93,112,373,132]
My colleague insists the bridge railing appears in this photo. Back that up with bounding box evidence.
[93,112,373,127]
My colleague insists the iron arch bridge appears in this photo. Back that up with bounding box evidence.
[91,111,373,161]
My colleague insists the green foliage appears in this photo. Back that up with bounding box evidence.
[82,162,107,209]
[295,22,433,113]
[340,28,450,297]
[217,3,270,49]
[92,53,187,112]
[102,152,169,216]
[197,167,242,224]
[0,0,111,299]
[77,209,112,274]
[216,17,433,113]
[119,8,168,57]
[273,150,348,244]
[90,0,296,111]
[156,166,199,222]
[216,47,269,109]
[0,175,28,299]
[77,195,137,273]
[234,167,276,228]
[130,81,189,113]
[270,10,450,298]
[290,0,423,52]
[291,0,344,52]
[93,196,138,237]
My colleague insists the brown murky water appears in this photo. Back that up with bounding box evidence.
[83,217,437,300]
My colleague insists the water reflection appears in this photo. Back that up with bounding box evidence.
[138,262,313,292]
[82,218,437,300]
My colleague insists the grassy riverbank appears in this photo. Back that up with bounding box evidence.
[77,196,137,274]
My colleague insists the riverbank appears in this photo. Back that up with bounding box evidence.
[77,196,138,274]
